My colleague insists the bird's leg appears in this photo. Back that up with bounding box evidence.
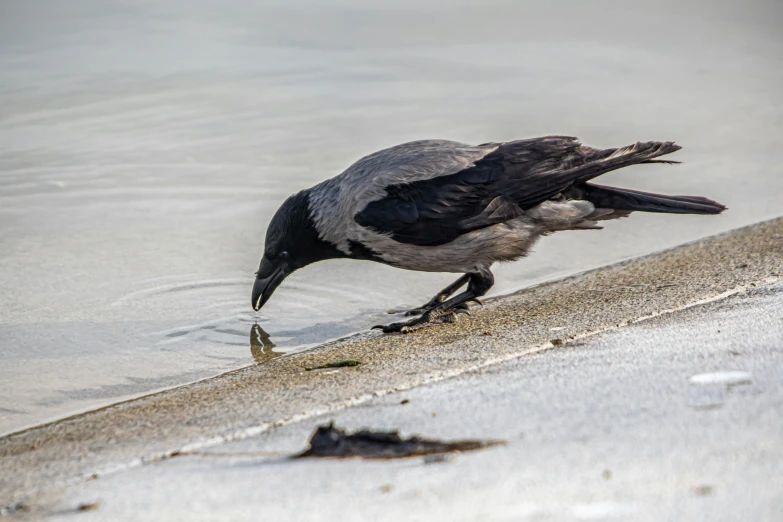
[388,274,470,316]
[374,270,494,333]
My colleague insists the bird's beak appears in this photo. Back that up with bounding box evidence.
[252,257,289,311]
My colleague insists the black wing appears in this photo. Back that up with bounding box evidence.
[354,136,681,246]
[354,137,579,246]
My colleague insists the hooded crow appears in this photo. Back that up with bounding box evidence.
[252,136,725,333]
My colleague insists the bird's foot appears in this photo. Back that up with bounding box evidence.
[387,295,446,316]
[373,303,471,334]
[388,297,482,317]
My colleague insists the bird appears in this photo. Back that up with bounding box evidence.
[251,136,726,333]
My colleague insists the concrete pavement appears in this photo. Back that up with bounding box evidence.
[51,280,783,522]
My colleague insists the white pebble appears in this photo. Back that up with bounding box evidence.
[689,371,752,386]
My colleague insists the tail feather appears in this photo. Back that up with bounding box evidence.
[640,159,681,165]
[566,183,727,215]
[571,141,683,184]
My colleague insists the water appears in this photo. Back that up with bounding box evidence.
[1,0,782,434]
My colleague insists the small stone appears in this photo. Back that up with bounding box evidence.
[551,338,563,346]
[602,469,612,480]
[693,485,713,496]
[689,371,752,386]
[400,399,409,405]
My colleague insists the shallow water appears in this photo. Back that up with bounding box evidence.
[1,0,782,434]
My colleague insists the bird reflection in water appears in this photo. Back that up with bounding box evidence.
[249,323,280,363]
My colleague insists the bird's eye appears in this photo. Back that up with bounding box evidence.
[279,251,290,260]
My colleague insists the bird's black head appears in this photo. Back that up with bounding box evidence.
[252,190,345,311]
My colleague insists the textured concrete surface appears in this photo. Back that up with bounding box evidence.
[47,280,783,522]
[1,218,782,519]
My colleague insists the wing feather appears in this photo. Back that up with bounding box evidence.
[354,136,585,246]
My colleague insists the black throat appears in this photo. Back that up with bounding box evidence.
[268,190,348,268]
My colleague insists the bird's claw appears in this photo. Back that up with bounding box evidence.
[373,321,417,334]
[395,297,474,317]
[388,293,451,316]
[439,313,458,324]
[436,303,471,323]
[374,302,471,333]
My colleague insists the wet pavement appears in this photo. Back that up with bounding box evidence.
[2,0,783,433]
